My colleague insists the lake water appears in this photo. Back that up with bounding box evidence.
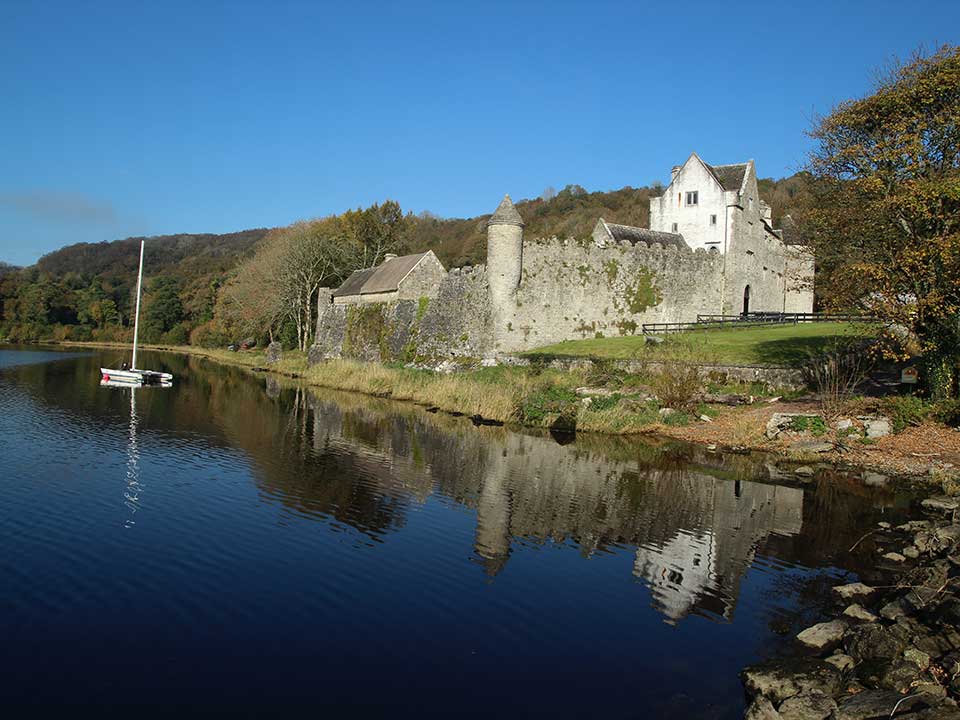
[0,346,912,717]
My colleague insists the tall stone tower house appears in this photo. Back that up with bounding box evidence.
[648,152,812,315]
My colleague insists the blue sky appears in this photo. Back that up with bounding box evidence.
[1,0,956,266]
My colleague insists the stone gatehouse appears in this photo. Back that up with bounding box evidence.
[310,153,814,363]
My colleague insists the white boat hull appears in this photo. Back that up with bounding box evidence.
[100,368,174,385]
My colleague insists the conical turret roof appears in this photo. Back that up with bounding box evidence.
[487,194,524,227]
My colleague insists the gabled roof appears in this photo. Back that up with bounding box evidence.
[666,153,750,194]
[333,267,377,297]
[597,219,688,249]
[332,252,436,297]
[706,162,748,192]
[487,194,524,227]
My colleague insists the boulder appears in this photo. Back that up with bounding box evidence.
[836,418,854,431]
[915,526,960,555]
[766,413,817,440]
[904,546,921,559]
[658,407,677,419]
[834,583,876,602]
[797,619,848,651]
[825,653,856,672]
[880,658,923,693]
[777,691,837,720]
[744,697,782,720]
[741,658,842,704]
[833,689,923,720]
[844,604,879,623]
[845,624,908,661]
[795,466,816,477]
[883,552,907,563]
[904,648,932,671]
[265,341,282,364]
[880,598,909,621]
[644,334,664,345]
[922,496,960,513]
[864,417,892,439]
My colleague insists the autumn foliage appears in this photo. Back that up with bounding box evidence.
[804,45,960,398]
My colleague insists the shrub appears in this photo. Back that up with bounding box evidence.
[882,395,933,433]
[589,393,623,412]
[789,415,829,436]
[190,320,231,348]
[516,383,578,427]
[584,358,627,388]
[803,336,875,419]
[161,323,190,346]
[662,411,691,426]
[934,399,960,428]
[649,362,702,410]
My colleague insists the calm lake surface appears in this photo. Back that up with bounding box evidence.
[0,346,912,717]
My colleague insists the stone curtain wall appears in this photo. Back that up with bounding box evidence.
[310,266,491,364]
[493,237,724,352]
[310,234,808,362]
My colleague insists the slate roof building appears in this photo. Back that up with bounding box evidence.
[591,218,688,250]
[332,250,446,305]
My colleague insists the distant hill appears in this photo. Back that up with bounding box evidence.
[36,228,270,278]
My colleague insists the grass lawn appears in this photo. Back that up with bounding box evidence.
[525,322,876,367]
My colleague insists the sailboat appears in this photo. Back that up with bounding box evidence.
[100,240,174,386]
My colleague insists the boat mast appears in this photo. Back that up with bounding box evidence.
[131,240,145,370]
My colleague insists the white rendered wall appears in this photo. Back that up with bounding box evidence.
[650,156,731,252]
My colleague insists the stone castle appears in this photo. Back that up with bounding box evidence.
[311,153,814,363]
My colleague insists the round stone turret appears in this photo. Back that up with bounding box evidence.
[487,195,524,339]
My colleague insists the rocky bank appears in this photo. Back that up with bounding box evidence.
[741,494,960,719]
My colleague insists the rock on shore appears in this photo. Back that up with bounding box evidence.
[741,504,960,719]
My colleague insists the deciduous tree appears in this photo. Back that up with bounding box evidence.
[804,45,960,398]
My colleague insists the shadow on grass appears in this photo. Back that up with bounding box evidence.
[751,336,847,367]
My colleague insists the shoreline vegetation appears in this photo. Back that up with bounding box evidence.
[23,337,960,483]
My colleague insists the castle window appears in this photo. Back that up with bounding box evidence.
[685,191,698,206]
[710,214,717,226]
[671,223,678,233]
[748,197,754,210]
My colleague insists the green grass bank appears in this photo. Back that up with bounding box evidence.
[526,322,873,366]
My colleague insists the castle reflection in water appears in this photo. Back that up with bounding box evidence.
[236,381,892,626]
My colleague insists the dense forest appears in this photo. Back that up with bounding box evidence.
[0,174,809,349]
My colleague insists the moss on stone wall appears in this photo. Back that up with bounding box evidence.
[345,304,389,360]
[604,259,620,285]
[623,268,662,314]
